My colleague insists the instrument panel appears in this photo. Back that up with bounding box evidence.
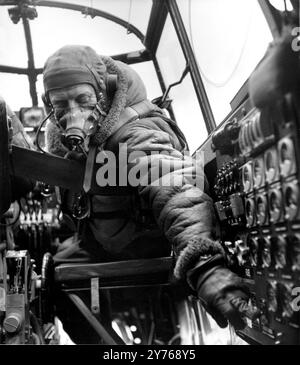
[210,93,300,345]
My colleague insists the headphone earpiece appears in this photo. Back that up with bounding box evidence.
[42,92,52,109]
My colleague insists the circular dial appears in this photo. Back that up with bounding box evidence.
[245,198,255,227]
[284,184,299,220]
[279,138,295,177]
[253,158,264,188]
[265,149,278,182]
[269,190,282,223]
[256,195,268,225]
[242,164,252,193]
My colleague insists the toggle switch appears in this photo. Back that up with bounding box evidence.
[248,237,259,267]
[290,235,300,272]
[235,239,250,266]
[245,198,255,227]
[261,237,271,268]
[273,236,287,269]
[267,280,278,313]
[279,283,294,319]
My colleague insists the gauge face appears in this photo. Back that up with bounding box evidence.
[248,112,263,147]
[265,149,278,182]
[279,138,295,177]
[239,121,252,154]
[20,107,45,128]
[249,122,256,146]
[253,158,264,188]
[284,184,299,220]
[244,121,252,150]
[242,164,252,192]
[253,112,263,142]
[238,127,246,153]
[280,143,289,162]
[256,196,267,225]
[266,151,275,170]
[246,199,255,226]
[239,113,263,154]
[269,190,282,222]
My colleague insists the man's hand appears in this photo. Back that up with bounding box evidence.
[195,266,259,330]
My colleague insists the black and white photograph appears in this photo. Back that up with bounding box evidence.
[0,0,299,350]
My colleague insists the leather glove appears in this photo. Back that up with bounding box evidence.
[187,255,259,330]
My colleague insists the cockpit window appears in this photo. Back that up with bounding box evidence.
[269,0,293,11]
[156,16,208,153]
[0,0,274,151]
[46,0,153,35]
[0,6,28,67]
[0,0,155,110]
[29,6,146,68]
[177,0,273,125]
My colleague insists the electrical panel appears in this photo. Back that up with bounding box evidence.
[211,93,300,345]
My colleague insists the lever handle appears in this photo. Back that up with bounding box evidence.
[230,297,261,321]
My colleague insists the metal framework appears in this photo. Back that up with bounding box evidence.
[22,14,38,106]
[258,0,283,38]
[0,0,148,108]
[165,0,216,133]
[0,0,281,133]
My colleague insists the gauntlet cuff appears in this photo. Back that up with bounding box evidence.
[173,237,225,281]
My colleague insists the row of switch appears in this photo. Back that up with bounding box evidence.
[214,159,240,198]
[248,284,297,345]
[242,136,296,193]
[245,180,299,227]
[238,111,264,155]
[265,280,297,319]
[224,235,300,271]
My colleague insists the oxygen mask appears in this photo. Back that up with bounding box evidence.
[55,106,101,153]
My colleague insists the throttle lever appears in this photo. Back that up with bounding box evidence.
[230,297,261,321]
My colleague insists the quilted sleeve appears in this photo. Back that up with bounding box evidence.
[113,117,225,281]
